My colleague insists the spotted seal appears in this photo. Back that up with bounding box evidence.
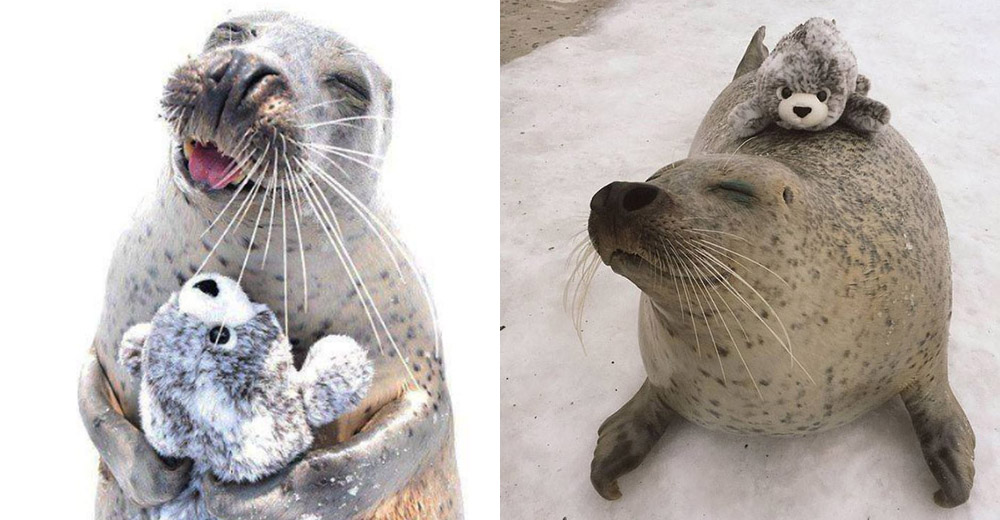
[585,26,975,507]
[78,11,462,519]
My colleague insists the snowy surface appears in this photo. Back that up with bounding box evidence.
[500,1,1000,518]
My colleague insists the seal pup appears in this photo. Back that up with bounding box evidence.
[581,26,975,507]
[78,11,462,519]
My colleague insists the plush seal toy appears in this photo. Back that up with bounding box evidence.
[728,18,891,137]
[118,273,373,520]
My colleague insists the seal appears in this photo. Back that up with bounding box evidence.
[77,11,462,519]
[584,27,975,507]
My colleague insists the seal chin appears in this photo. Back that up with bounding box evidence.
[608,249,724,287]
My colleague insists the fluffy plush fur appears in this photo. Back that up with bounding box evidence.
[728,18,890,138]
[119,273,373,520]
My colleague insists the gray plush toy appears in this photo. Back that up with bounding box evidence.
[119,273,373,520]
[728,17,890,138]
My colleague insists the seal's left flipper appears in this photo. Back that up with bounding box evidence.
[296,335,374,427]
[841,92,891,134]
[901,368,976,507]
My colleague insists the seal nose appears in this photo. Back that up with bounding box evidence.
[202,50,282,131]
[792,106,812,118]
[591,181,668,214]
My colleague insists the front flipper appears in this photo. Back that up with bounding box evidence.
[591,379,675,500]
[296,335,374,427]
[901,369,976,507]
[733,26,768,80]
[841,92,891,134]
[118,323,151,378]
[201,388,446,519]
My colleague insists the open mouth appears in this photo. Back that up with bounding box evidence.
[176,139,252,192]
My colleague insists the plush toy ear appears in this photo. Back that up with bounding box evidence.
[855,74,871,97]
[734,26,769,80]
[728,98,771,138]
[119,323,152,377]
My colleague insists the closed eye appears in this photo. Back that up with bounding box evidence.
[711,180,756,204]
[325,72,371,103]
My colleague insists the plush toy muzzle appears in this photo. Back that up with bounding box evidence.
[777,91,830,129]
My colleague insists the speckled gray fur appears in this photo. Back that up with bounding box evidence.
[78,11,462,520]
[588,26,974,507]
[119,275,372,519]
[729,18,890,137]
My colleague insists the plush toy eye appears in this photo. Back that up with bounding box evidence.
[777,86,793,100]
[816,89,829,103]
[208,326,232,345]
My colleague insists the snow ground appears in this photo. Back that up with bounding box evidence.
[500,1,1000,518]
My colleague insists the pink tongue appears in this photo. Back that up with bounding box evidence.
[189,143,239,190]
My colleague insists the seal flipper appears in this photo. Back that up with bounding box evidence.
[733,26,768,80]
[900,367,976,507]
[841,92,891,134]
[591,379,676,500]
[296,335,374,427]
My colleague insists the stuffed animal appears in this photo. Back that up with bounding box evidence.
[119,273,373,520]
[728,18,890,138]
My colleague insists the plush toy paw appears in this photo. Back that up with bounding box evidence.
[297,335,374,427]
[728,99,770,138]
[842,93,891,134]
[119,322,152,377]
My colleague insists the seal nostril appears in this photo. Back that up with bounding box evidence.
[194,279,220,297]
[792,106,812,118]
[590,183,614,212]
[783,187,794,204]
[208,59,231,83]
[622,184,659,212]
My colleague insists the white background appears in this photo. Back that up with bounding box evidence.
[1,1,498,519]
[502,0,999,519]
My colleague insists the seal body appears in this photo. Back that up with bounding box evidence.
[79,12,462,520]
[588,28,974,507]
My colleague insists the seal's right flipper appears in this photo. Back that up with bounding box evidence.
[733,26,768,80]
[900,369,976,507]
[78,352,192,508]
[591,379,675,500]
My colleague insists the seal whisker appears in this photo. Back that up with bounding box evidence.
[280,137,310,313]
[260,167,280,269]
[681,248,729,384]
[198,141,272,274]
[291,97,347,114]
[687,228,753,245]
[304,142,382,173]
[295,155,443,357]
[236,156,279,284]
[691,237,791,288]
[300,115,393,130]
[670,244,724,380]
[661,238,701,355]
[679,244,762,398]
[306,142,385,161]
[293,169,422,389]
[197,132,261,239]
[687,243,815,384]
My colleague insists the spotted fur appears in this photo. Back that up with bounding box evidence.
[588,26,973,507]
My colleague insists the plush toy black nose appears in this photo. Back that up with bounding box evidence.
[793,106,812,118]
[194,279,220,297]
[208,326,231,345]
